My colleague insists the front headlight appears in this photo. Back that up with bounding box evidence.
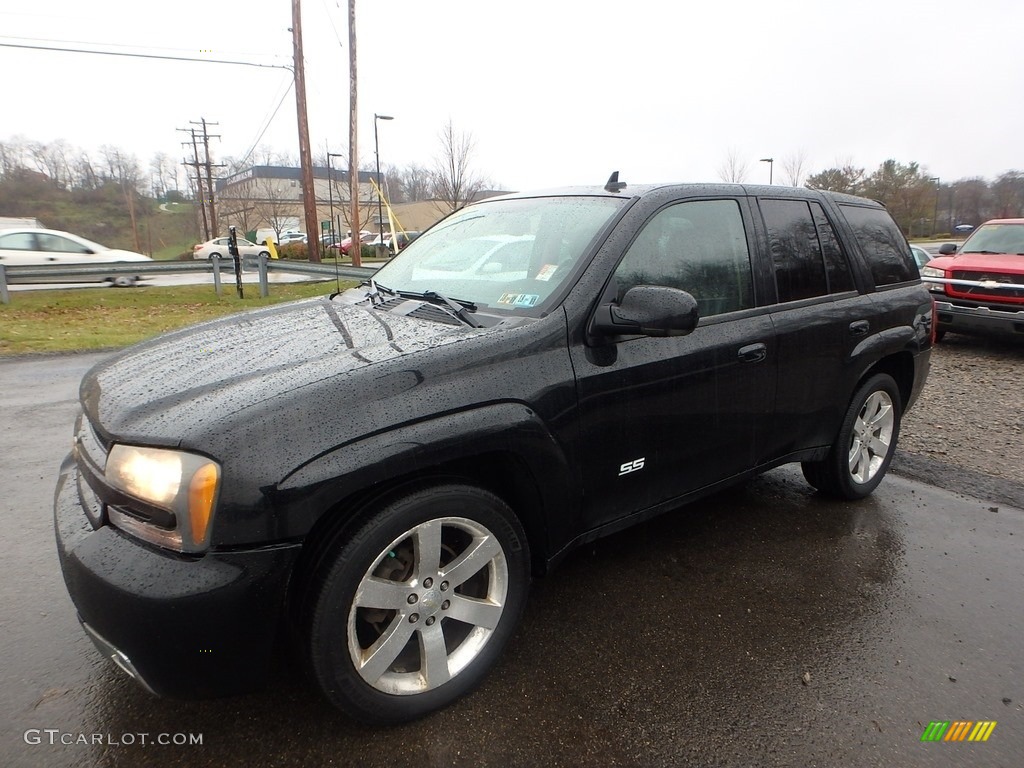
[105,444,221,553]
[921,266,945,278]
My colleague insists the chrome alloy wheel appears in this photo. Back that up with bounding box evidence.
[848,390,895,484]
[347,517,508,695]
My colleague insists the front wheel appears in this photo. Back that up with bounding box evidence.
[305,484,530,724]
[110,275,137,288]
[802,373,902,499]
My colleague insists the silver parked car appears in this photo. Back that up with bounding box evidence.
[0,228,152,286]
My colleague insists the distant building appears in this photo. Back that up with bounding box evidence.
[215,165,381,239]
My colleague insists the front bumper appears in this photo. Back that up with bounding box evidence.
[54,457,302,698]
[933,300,1024,337]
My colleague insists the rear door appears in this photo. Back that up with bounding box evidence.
[571,196,777,529]
[0,231,42,265]
[755,196,867,458]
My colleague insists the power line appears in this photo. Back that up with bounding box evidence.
[237,77,296,168]
[0,40,292,70]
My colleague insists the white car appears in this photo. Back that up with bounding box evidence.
[909,245,932,272]
[0,228,152,286]
[192,237,272,261]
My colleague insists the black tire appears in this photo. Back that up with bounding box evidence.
[111,275,136,288]
[258,250,270,259]
[801,373,902,500]
[208,252,222,261]
[305,484,530,724]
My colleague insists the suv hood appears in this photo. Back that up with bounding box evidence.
[81,296,482,446]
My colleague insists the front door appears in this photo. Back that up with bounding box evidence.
[571,197,777,530]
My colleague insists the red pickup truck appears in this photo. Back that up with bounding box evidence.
[923,218,1024,340]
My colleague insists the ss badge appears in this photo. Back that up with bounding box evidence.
[618,457,646,476]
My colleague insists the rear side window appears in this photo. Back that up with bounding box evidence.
[839,205,916,286]
[809,202,854,293]
[760,199,828,302]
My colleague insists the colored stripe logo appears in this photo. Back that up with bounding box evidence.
[921,721,997,742]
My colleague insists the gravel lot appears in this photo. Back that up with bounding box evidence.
[896,331,1024,504]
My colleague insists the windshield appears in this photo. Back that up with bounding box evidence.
[960,223,1024,255]
[372,196,626,312]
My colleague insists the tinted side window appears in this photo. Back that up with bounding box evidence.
[809,202,854,293]
[761,199,827,302]
[614,199,753,317]
[839,205,916,286]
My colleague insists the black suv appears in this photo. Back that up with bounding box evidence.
[55,179,932,724]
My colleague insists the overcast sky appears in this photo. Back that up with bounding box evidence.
[2,0,1022,192]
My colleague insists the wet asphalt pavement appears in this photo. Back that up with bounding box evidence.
[1,352,1022,767]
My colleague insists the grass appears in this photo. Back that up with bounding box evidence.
[0,281,356,356]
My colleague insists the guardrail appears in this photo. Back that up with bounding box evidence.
[0,256,380,304]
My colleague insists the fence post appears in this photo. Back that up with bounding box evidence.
[258,254,269,298]
[0,264,8,305]
[211,256,222,296]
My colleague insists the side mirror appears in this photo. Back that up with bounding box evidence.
[592,285,699,338]
[938,243,958,255]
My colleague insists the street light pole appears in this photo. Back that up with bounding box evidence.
[930,176,941,237]
[374,114,394,252]
[327,152,345,251]
[759,157,774,185]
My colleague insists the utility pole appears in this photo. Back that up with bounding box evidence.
[181,128,209,241]
[195,118,223,236]
[348,0,361,267]
[291,0,321,262]
[179,120,223,241]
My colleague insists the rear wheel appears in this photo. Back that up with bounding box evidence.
[305,484,529,724]
[111,275,136,288]
[801,373,901,499]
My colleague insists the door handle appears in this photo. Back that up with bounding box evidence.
[737,343,767,363]
[849,320,870,336]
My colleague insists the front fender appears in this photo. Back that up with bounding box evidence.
[270,402,576,553]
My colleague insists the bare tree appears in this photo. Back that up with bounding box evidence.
[218,181,261,234]
[716,149,748,183]
[389,163,432,203]
[781,149,810,187]
[0,136,30,176]
[432,119,484,214]
[99,146,144,251]
[27,140,73,188]
[149,152,179,198]
[72,152,100,190]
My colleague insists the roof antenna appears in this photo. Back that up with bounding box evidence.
[604,171,626,193]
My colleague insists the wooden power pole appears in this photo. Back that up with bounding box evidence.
[348,0,361,267]
[292,0,321,262]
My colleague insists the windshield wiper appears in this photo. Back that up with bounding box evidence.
[399,290,483,328]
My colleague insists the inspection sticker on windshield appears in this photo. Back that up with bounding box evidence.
[498,293,539,308]
[535,264,559,282]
